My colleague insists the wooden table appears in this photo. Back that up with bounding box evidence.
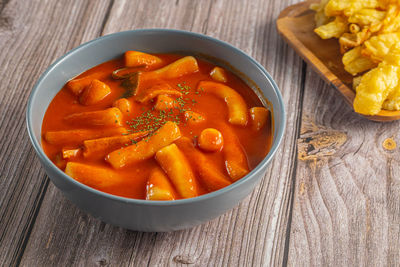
[1,0,399,266]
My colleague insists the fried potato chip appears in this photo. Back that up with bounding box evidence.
[348,8,386,26]
[362,32,400,62]
[339,29,371,53]
[325,0,383,17]
[377,4,400,33]
[343,46,377,75]
[354,64,399,114]
[383,85,400,110]
[313,0,400,114]
[353,75,363,90]
[310,0,331,27]
[354,43,400,115]
[314,16,348,39]
[349,23,361,33]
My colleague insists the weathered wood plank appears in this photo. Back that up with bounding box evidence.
[0,0,112,266]
[19,0,304,266]
[287,68,400,266]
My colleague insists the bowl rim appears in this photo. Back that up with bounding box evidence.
[26,28,286,206]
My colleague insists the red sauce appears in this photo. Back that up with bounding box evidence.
[41,53,272,200]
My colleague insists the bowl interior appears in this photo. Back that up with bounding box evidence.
[27,29,285,203]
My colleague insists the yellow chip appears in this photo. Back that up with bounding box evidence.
[339,29,371,53]
[310,0,331,27]
[354,63,399,115]
[312,0,400,114]
[343,46,377,75]
[314,16,348,39]
[325,0,382,17]
[348,8,386,26]
[362,33,400,62]
[383,85,400,110]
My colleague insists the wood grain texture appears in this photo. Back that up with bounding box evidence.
[0,0,113,266]
[287,67,400,266]
[17,0,304,266]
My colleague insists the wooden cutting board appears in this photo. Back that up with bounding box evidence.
[277,1,400,122]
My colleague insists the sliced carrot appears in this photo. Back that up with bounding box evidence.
[106,121,181,168]
[79,79,111,105]
[249,107,270,131]
[198,81,248,126]
[113,98,132,115]
[44,127,127,145]
[146,167,177,200]
[155,143,198,198]
[125,51,163,69]
[218,123,250,181]
[176,137,231,192]
[83,131,148,159]
[135,82,182,103]
[64,107,123,127]
[210,66,228,83]
[65,162,124,190]
[62,148,82,159]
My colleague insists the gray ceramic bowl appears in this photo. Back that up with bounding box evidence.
[26,29,285,232]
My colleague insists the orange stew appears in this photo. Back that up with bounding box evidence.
[42,52,272,200]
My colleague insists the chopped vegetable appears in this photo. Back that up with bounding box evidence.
[113,98,132,114]
[79,79,111,105]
